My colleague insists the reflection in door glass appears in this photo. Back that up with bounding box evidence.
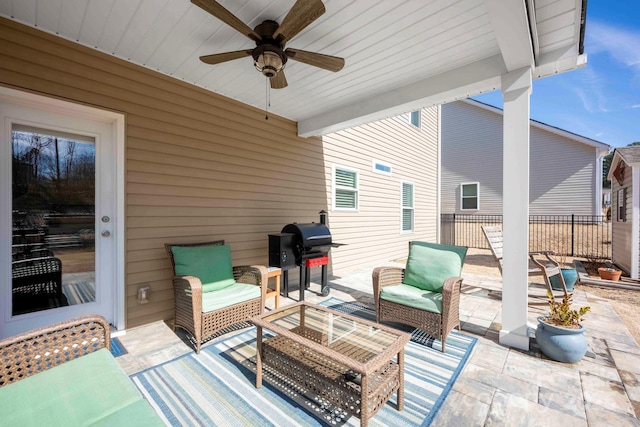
[11,127,96,315]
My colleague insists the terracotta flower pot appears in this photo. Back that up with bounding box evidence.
[598,267,621,281]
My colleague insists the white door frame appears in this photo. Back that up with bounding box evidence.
[0,86,125,337]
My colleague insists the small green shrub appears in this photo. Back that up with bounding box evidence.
[545,291,590,328]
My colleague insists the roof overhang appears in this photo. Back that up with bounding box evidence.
[0,0,588,137]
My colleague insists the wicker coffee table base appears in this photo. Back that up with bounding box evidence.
[258,334,403,427]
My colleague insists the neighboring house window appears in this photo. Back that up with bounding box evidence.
[461,182,479,210]
[333,165,358,210]
[402,181,414,232]
[410,111,421,128]
[618,188,627,222]
[372,160,392,175]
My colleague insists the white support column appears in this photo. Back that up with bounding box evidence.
[631,166,639,279]
[500,67,532,350]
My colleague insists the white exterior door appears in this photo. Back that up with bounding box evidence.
[0,88,124,338]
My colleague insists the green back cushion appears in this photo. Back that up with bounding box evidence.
[403,241,467,292]
[171,244,235,292]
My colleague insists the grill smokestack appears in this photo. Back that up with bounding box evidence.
[319,210,327,225]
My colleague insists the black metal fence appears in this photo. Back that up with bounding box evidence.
[440,214,611,259]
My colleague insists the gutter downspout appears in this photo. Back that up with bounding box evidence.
[579,0,588,55]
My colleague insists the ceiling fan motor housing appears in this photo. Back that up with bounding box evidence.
[252,44,287,78]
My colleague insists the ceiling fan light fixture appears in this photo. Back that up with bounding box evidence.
[253,45,286,78]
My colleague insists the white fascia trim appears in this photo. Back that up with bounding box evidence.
[607,151,624,182]
[297,55,506,137]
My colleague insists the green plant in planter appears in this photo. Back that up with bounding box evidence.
[545,291,590,328]
[536,291,591,362]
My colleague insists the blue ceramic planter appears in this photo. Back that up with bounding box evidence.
[549,268,578,292]
[535,316,587,363]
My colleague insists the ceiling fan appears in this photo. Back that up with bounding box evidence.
[192,0,345,89]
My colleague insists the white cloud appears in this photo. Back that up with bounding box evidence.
[586,21,640,71]
[571,67,609,113]
[632,104,640,109]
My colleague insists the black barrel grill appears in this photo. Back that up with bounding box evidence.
[268,211,340,300]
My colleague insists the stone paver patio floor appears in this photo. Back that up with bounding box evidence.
[117,267,640,426]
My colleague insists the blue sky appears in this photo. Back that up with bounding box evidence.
[473,1,639,148]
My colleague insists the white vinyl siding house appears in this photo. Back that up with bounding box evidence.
[441,100,610,216]
[322,108,439,275]
[609,147,640,279]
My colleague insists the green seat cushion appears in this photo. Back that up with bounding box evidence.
[171,244,235,292]
[201,282,261,313]
[380,283,443,314]
[0,348,163,427]
[403,241,467,292]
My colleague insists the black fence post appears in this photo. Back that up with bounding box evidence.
[571,214,575,256]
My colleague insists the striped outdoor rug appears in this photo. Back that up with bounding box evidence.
[62,281,95,305]
[131,298,477,426]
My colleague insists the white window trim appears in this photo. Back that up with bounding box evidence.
[371,159,392,176]
[332,164,359,212]
[460,181,480,211]
[401,180,415,234]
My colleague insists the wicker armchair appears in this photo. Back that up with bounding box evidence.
[372,241,467,352]
[165,240,268,353]
[12,256,68,315]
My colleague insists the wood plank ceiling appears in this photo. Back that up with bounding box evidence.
[0,0,586,136]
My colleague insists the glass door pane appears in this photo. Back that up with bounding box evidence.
[12,127,96,315]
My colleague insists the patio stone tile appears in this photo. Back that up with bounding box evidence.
[469,342,509,371]
[134,344,193,373]
[538,386,586,419]
[485,390,587,427]
[608,339,640,354]
[619,370,640,416]
[461,321,489,336]
[430,389,490,426]
[585,337,615,364]
[502,350,582,395]
[116,353,144,376]
[580,372,635,417]
[118,320,184,356]
[464,363,538,402]
[611,350,640,376]
[452,376,496,404]
[576,357,620,382]
[584,402,640,427]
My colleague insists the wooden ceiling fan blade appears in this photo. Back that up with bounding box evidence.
[272,0,325,43]
[285,48,344,72]
[191,0,261,42]
[270,72,288,89]
[199,50,252,65]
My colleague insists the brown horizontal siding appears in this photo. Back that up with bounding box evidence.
[0,17,329,328]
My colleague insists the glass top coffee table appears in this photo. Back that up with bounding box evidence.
[251,302,411,427]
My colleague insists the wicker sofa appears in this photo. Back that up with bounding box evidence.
[0,315,163,426]
[166,240,268,353]
[372,241,467,352]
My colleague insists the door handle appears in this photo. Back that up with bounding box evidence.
[101,230,111,238]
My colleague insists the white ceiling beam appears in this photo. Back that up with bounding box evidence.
[484,0,534,71]
[298,54,507,137]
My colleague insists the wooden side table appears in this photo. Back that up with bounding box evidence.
[265,267,281,309]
